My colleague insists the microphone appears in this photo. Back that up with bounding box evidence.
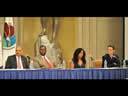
[27,56,31,60]
[89,56,94,68]
[26,56,31,64]
[90,56,94,61]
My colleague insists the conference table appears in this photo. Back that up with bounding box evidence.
[0,68,128,80]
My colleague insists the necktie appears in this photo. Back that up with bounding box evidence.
[44,56,52,68]
[110,56,112,60]
[18,56,21,69]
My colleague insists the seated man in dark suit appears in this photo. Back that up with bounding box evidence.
[5,46,29,69]
[102,45,120,68]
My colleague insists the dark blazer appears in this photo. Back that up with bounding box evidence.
[5,55,29,69]
[102,54,120,68]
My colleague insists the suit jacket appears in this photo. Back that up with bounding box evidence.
[102,54,120,68]
[33,55,56,69]
[5,55,29,69]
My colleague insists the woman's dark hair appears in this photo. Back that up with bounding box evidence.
[72,48,86,64]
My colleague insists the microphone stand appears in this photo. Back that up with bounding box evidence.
[90,57,94,68]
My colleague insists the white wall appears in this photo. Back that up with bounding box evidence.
[125,17,128,59]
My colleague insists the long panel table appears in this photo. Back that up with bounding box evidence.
[0,68,128,80]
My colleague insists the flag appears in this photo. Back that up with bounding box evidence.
[2,17,16,68]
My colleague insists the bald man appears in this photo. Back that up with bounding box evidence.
[5,46,29,69]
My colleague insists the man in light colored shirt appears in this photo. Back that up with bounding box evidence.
[33,45,56,69]
[5,46,29,69]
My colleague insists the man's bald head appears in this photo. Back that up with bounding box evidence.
[16,46,23,57]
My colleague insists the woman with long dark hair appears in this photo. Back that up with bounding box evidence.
[71,48,87,68]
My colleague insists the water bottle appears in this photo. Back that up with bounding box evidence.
[104,60,107,68]
[62,60,66,69]
[123,60,126,68]
[30,60,34,69]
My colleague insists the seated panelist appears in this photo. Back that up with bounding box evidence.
[33,45,56,69]
[102,45,120,68]
[5,46,29,69]
[71,48,87,69]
